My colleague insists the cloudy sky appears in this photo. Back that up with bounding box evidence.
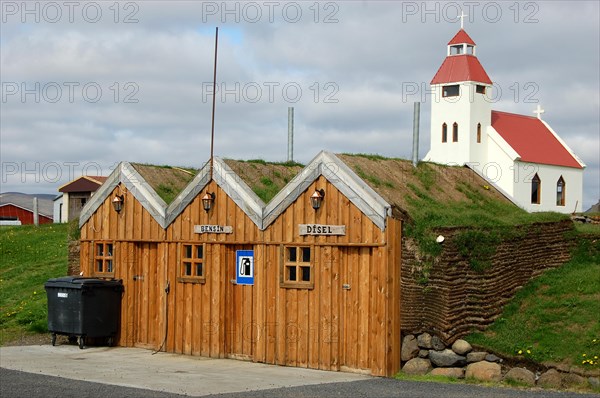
[1,0,598,209]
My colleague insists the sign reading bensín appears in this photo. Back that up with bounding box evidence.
[194,225,233,234]
[299,224,346,236]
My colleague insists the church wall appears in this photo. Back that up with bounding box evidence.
[482,129,516,197]
[426,84,471,165]
[513,162,583,213]
[467,85,492,165]
[427,83,491,166]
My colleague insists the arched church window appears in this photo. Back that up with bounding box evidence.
[442,123,447,143]
[556,176,565,206]
[477,123,481,143]
[531,174,541,204]
[452,123,458,142]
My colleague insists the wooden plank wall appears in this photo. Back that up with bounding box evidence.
[80,179,402,376]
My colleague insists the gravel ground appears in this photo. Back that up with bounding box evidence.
[2,367,598,398]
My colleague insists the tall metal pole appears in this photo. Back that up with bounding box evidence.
[33,197,39,226]
[210,27,219,179]
[412,102,420,168]
[287,107,294,162]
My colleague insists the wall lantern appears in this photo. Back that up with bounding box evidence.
[202,192,215,212]
[112,194,124,213]
[310,189,325,210]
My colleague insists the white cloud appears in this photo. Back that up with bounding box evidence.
[1,0,598,209]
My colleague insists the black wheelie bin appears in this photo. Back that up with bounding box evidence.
[45,277,123,349]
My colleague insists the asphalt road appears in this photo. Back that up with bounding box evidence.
[2,367,598,398]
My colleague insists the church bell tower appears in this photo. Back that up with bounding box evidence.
[424,27,493,167]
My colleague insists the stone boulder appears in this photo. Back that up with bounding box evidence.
[466,351,488,363]
[417,332,432,349]
[504,367,535,386]
[562,373,587,389]
[431,335,446,351]
[430,367,465,379]
[418,349,429,358]
[401,335,420,361]
[451,339,472,355]
[429,349,466,367]
[485,354,502,363]
[465,361,502,382]
[402,358,432,375]
[537,369,562,389]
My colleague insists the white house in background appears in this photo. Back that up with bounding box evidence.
[57,175,107,222]
[424,28,585,213]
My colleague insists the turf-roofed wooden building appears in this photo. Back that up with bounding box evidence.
[79,152,402,376]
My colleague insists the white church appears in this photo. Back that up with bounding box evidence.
[424,27,585,214]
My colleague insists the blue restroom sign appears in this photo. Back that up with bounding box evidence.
[236,250,254,285]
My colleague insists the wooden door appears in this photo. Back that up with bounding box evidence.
[132,242,160,348]
[224,244,254,360]
[340,246,372,372]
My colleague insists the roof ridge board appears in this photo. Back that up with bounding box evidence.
[322,152,390,230]
[78,162,168,229]
[263,151,390,231]
[213,157,264,229]
[78,165,123,228]
[164,163,211,226]
[120,162,167,228]
[262,160,322,228]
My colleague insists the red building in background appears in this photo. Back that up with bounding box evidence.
[0,193,53,225]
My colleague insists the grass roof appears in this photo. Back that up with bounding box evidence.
[129,155,568,233]
[130,163,198,205]
[223,159,304,203]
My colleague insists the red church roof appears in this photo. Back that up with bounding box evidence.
[448,29,475,45]
[430,55,492,85]
[491,111,583,169]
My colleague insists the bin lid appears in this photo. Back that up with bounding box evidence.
[45,277,123,290]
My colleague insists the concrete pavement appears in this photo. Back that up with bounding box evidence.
[0,345,371,396]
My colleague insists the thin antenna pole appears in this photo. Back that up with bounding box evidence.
[210,27,219,179]
[287,107,294,162]
[412,102,420,168]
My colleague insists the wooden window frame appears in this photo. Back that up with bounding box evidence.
[531,173,541,205]
[280,245,314,289]
[477,123,482,143]
[178,243,206,284]
[441,123,447,143]
[452,122,458,142]
[556,176,566,206]
[94,241,115,277]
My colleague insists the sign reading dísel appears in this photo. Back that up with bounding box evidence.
[299,224,346,236]
[194,225,233,234]
[236,250,254,285]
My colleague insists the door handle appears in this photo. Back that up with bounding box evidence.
[133,275,144,281]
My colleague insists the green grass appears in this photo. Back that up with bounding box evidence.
[575,222,600,235]
[243,159,304,168]
[156,183,178,204]
[0,224,68,344]
[467,237,600,368]
[404,172,568,271]
[353,165,395,189]
[253,176,281,203]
